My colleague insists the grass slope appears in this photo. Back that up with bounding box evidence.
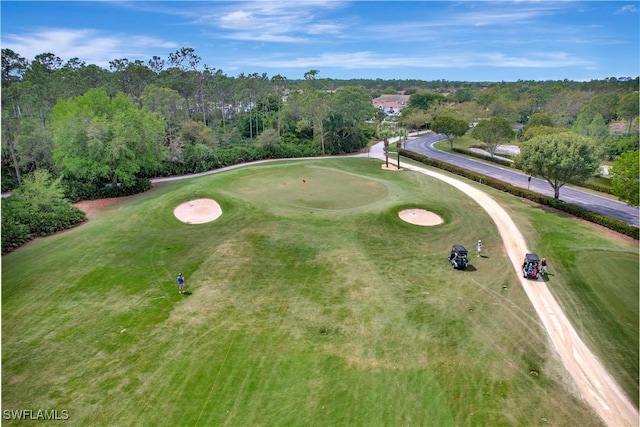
[489,189,639,406]
[3,158,634,426]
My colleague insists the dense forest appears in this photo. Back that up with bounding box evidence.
[2,47,638,192]
[1,47,638,251]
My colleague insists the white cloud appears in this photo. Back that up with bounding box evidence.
[216,2,349,42]
[615,4,639,14]
[307,23,344,35]
[219,10,254,27]
[237,49,593,71]
[220,32,308,43]
[2,28,179,66]
[127,0,350,44]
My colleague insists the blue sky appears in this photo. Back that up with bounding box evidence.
[1,1,638,81]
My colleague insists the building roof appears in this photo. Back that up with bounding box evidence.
[373,94,410,104]
[373,100,406,109]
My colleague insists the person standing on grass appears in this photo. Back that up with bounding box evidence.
[177,273,185,294]
[477,240,483,257]
[541,258,547,275]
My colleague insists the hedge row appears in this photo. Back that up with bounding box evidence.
[568,178,612,195]
[155,142,321,178]
[2,142,324,252]
[1,198,86,254]
[451,146,614,195]
[452,147,514,167]
[60,143,322,202]
[400,149,638,240]
[62,178,152,203]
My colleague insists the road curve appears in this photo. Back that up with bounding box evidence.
[404,134,640,227]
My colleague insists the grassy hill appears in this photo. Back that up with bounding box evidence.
[3,158,636,426]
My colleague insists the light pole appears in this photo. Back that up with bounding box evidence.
[397,128,407,170]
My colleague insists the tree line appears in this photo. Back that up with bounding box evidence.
[1,47,638,251]
[1,48,383,195]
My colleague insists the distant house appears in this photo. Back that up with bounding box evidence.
[609,121,627,134]
[373,94,410,116]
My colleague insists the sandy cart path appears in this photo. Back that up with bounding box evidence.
[399,161,638,426]
[77,149,637,425]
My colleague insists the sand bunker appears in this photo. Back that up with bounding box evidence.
[174,199,222,224]
[398,208,443,226]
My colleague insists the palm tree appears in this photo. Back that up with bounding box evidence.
[376,121,396,167]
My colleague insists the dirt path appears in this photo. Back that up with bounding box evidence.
[74,149,637,425]
[398,161,638,427]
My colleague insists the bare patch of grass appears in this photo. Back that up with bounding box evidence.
[2,158,623,425]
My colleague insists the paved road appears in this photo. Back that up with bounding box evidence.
[404,133,639,227]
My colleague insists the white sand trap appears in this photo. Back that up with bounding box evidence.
[398,208,443,226]
[174,199,222,224]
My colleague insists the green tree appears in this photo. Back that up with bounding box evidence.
[22,53,65,120]
[10,168,66,210]
[399,110,430,133]
[587,114,609,140]
[51,88,166,186]
[572,109,592,136]
[321,85,373,154]
[522,125,565,141]
[2,169,85,253]
[617,92,639,132]
[207,69,235,130]
[476,91,495,108]
[141,84,183,133]
[578,93,620,124]
[1,89,23,185]
[300,70,330,155]
[451,87,474,103]
[376,121,396,167]
[178,119,215,147]
[515,132,600,199]
[574,111,609,139]
[543,90,592,127]
[1,49,28,87]
[323,111,366,154]
[609,150,639,206]
[431,115,468,149]
[526,112,554,128]
[455,101,488,124]
[471,117,514,157]
[604,133,639,159]
[408,91,445,111]
[332,85,376,124]
[168,47,207,124]
[270,74,288,136]
[160,67,197,122]
[488,95,519,122]
[14,116,55,172]
[109,58,156,106]
[256,128,281,149]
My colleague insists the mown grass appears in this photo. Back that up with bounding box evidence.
[486,189,639,405]
[2,158,634,425]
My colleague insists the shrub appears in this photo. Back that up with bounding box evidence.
[400,149,638,239]
[451,147,614,195]
[1,171,87,253]
[62,178,152,203]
